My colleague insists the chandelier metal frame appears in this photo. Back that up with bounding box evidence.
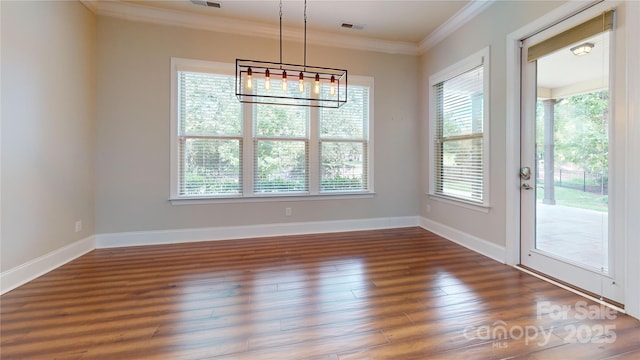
[235,0,348,108]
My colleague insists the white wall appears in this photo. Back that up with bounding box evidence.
[0,1,96,272]
[94,16,420,235]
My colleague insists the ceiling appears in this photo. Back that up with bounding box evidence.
[85,0,495,54]
[84,1,603,94]
[538,32,609,98]
[125,0,469,43]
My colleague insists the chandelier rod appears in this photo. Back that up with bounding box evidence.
[278,0,308,70]
[304,0,307,70]
[235,0,347,108]
[279,0,283,67]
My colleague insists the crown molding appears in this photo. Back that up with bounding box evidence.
[81,0,418,55]
[418,0,495,54]
[80,0,98,13]
[82,0,492,56]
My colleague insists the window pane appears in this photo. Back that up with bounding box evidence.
[255,103,308,137]
[321,142,366,191]
[436,138,483,201]
[255,140,308,193]
[254,77,311,106]
[320,86,368,139]
[180,138,241,196]
[179,72,241,136]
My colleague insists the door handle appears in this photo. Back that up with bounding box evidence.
[521,183,533,190]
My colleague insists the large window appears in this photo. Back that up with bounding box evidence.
[429,47,490,206]
[170,58,373,200]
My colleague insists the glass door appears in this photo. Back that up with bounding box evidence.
[520,11,623,303]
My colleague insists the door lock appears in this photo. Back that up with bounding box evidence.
[520,166,531,180]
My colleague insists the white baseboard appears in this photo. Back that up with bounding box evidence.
[419,216,506,263]
[1,216,505,295]
[96,216,421,248]
[0,236,96,295]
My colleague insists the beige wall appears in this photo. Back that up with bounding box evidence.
[1,1,96,271]
[95,16,420,234]
[419,1,565,246]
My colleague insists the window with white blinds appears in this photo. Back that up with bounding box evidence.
[319,86,369,192]
[170,58,373,200]
[177,71,242,197]
[254,101,309,193]
[429,48,489,206]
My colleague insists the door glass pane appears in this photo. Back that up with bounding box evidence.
[535,33,610,272]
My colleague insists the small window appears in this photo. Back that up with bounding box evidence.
[429,47,490,206]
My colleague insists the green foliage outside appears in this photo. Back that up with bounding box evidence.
[537,185,608,212]
[321,176,363,191]
[180,73,241,196]
[537,90,609,175]
[255,140,307,193]
[535,90,609,212]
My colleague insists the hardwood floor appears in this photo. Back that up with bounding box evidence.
[1,227,639,359]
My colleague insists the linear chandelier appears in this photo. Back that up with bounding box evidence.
[236,0,347,108]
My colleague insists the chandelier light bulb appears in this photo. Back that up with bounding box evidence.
[329,75,335,96]
[246,67,253,90]
[299,72,304,93]
[265,69,271,90]
[282,70,288,91]
[314,73,320,94]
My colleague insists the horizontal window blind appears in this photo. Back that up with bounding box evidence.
[255,102,308,138]
[178,71,242,196]
[433,65,484,203]
[319,86,369,192]
[179,138,242,195]
[320,141,367,191]
[320,86,368,139]
[254,140,309,193]
[254,100,309,193]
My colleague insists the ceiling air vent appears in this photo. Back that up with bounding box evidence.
[341,23,365,30]
[190,0,221,8]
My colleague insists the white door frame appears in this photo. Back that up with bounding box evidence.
[504,0,640,319]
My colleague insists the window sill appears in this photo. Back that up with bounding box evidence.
[427,194,490,213]
[170,192,376,205]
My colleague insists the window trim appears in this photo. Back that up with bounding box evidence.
[428,47,491,209]
[170,57,374,202]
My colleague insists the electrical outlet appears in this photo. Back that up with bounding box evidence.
[75,220,82,233]
[285,207,292,217]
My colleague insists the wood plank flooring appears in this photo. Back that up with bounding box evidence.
[1,227,639,359]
